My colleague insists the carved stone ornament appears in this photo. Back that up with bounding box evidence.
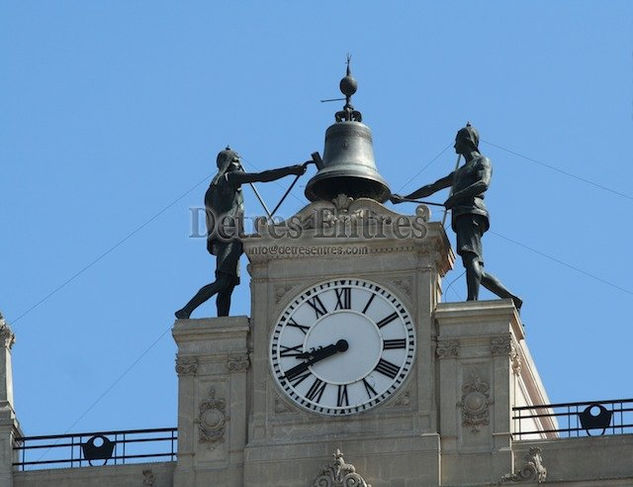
[457,371,493,432]
[388,389,411,408]
[311,449,372,487]
[490,335,513,356]
[142,469,155,486]
[415,204,431,222]
[274,395,294,414]
[511,347,522,376]
[436,340,460,359]
[197,387,227,447]
[275,283,294,303]
[391,278,413,299]
[0,321,15,350]
[226,353,250,373]
[332,193,354,212]
[175,356,198,376]
[501,447,547,483]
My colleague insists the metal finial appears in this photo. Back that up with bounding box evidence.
[335,55,362,122]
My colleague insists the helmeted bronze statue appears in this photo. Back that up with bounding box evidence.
[175,148,306,319]
[391,124,522,310]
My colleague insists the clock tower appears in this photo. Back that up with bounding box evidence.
[172,65,550,486]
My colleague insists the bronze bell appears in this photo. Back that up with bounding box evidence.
[305,61,390,203]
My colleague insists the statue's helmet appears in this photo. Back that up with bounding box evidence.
[216,147,240,169]
[455,123,480,151]
[212,146,241,185]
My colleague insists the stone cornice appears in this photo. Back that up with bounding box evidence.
[172,316,250,344]
[434,299,524,341]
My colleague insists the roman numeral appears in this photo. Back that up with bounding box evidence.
[376,312,398,329]
[362,378,377,398]
[306,295,328,318]
[287,370,311,387]
[287,318,310,335]
[383,339,406,350]
[305,378,326,402]
[337,384,349,407]
[279,344,304,357]
[334,287,352,310]
[375,358,400,379]
[361,293,376,314]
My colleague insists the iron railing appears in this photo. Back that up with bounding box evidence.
[13,427,177,471]
[513,398,633,439]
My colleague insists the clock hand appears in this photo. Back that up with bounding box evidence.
[284,339,348,381]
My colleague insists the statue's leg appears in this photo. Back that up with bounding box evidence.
[175,275,233,319]
[462,252,482,301]
[480,272,523,310]
[216,284,236,317]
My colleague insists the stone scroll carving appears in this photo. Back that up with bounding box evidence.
[436,340,460,359]
[490,335,512,355]
[311,449,372,487]
[197,387,227,448]
[0,315,15,350]
[457,371,492,432]
[501,447,547,483]
[175,356,198,376]
[226,353,250,373]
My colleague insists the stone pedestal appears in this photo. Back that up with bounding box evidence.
[435,300,551,485]
[172,316,250,487]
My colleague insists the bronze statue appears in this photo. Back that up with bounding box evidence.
[391,124,522,310]
[175,148,307,319]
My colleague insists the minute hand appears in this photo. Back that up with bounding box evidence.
[284,339,348,381]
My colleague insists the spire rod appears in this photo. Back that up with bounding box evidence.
[335,54,362,122]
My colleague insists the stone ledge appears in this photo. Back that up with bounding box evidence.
[435,299,523,341]
[172,316,250,342]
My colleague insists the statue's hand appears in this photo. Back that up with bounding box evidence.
[390,193,405,204]
[289,164,307,176]
[444,195,456,209]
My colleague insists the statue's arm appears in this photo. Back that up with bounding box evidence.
[403,173,454,200]
[226,164,306,186]
[445,160,491,207]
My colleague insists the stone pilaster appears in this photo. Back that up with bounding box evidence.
[172,316,250,487]
[435,299,526,486]
[0,314,21,487]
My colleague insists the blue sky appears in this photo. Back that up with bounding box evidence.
[1,1,632,437]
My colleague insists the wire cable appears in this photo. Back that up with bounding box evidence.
[490,230,633,297]
[483,140,633,202]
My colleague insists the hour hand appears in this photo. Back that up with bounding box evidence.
[284,340,348,381]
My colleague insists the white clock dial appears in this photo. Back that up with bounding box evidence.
[270,278,415,416]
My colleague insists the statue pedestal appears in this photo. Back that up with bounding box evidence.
[435,299,553,485]
[172,316,250,487]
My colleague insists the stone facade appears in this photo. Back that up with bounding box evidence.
[3,201,633,486]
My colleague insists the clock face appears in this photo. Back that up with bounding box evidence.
[270,278,415,416]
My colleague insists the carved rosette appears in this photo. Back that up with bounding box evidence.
[226,353,250,373]
[311,449,371,487]
[142,469,155,486]
[197,387,227,448]
[175,356,198,376]
[502,447,547,483]
[0,322,15,350]
[457,371,493,432]
[436,340,459,359]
